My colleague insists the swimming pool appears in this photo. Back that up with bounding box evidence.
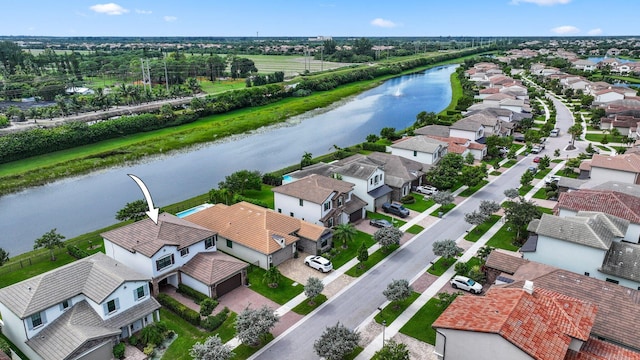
[176,203,213,218]
[282,175,293,184]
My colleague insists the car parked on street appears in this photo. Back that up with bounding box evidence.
[450,275,483,294]
[381,202,410,218]
[415,185,438,196]
[369,218,393,228]
[533,156,541,163]
[304,255,333,273]
[531,146,542,154]
[527,166,537,174]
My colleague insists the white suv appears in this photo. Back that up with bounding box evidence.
[416,185,438,195]
[450,275,483,294]
[304,255,333,273]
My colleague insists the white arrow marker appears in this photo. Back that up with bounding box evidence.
[128,174,160,225]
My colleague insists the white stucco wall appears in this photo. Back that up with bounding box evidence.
[450,128,482,142]
[274,192,325,225]
[435,328,534,360]
[342,169,385,212]
[0,303,41,360]
[523,235,606,277]
[181,274,211,297]
[596,92,624,103]
[390,147,438,165]
[590,167,636,186]
[86,280,150,321]
[217,237,269,269]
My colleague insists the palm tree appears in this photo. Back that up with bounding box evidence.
[333,223,357,249]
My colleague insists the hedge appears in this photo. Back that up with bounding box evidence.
[177,283,208,305]
[156,293,201,326]
[361,142,387,152]
[201,307,230,331]
[66,245,89,259]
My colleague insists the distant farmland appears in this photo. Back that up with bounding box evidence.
[234,54,354,78]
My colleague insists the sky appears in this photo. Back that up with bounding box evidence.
[1,0,638,38]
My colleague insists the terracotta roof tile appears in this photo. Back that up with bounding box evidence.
[557,190,640,223]
[486,251,528,274]
[434,287,597,360]
[591,153,640,173]
[272,174,354,204]
[181,252,248,286]
[565,337,640,360]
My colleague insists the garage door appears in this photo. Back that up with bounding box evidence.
[216,273,242,298]
[349,209,363,222]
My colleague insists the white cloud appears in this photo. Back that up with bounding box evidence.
[551,25,580,34]
[163,16,177,22]
[511,0,571,5]
[135,9,152,14]
[89,3,129,15]
[370,18,398,28]
[587,28,603,36]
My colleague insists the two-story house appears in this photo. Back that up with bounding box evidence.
[588,153,640,185]
[449,117,486,143]
[272,174,367,227]
[388,135,448,165]
[186,201,333,264]
[102,212,247,298]
[0,253,161,360]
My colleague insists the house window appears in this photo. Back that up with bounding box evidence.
[299,199,304,206]
[278,208,282,213]
[135,286,146,300]
[606,278,619,284]
[290,212,294,217]
[321,238,328,248]
[370,178,373,185]
[155,254,174,271]
[324,202,330,211]
[226,239,233,248]
[205,236,215,249]
[337,197,343,207]
[413,150,417,157]
[374,175,379,183]
[180,248,189,257]
[104,299,119,315]
[30,312,43,329]
[60,299,71,311]
[327,217,334,227]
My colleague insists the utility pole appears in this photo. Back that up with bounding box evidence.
[140,58,151,92]
[163,53,169,93]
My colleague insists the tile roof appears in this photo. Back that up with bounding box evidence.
[505,270,640,351]
[591,181,640,198]
[591,153,640,173]
[180,252,248,286]
[362,152,426,188]
[185,202,328,255]
[450,117,484,131]
[565,337,640,360]
[600,241,640,282]
[101,212,216,257]
[485,251,528,274]
[556,189,640,223]
[433,287,597,360]
[0,253,149,318]
[529,213,625,250]
[414,124,450,137]
[390,136,448,153]
[272,174,354,204]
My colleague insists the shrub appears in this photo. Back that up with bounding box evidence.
[201,307,230,331]
[157,293,201,326]
[138,322,168,346]
[400,195,415,204]
[66,245,89,259]
[454,262,469,275]
[361,142,387,152]
[232,195,269,208]
[262,173,282,186]
[128,334,139,346]
[112,342,126,359]
[143,343,155,356]
[199,298,218,317]
[177,284,208,304]
[0,339,10,356]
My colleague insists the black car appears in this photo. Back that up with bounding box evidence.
[369,219,393,228]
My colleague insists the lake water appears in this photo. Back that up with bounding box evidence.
[0,64,457,255]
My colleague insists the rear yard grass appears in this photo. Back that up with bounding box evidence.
[345,245,400,277]
[464,215,502,242]
[247,266,303,304]
[485,224,520,252]
[374,292,421,325]
[400,297,447,345]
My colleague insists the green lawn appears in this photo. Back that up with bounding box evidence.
[532,187,548,199]
[464,215,502,242]
[518,184,533,196]
[406,224,425,235]
[231,333,274,360]
[485,224,520,252]
[243,184,275,209]
[330,231,377,269]
[404,195,436,212]
[367,212,407,229]
[400,297,447,345]
[246,266,304,304]
[345,245,399,277]
[199,78,247,94]
[538,206,553,215]
[458,180,489,197]
[430,203,455,217]
[374,292,421,325]
[292,294,328,315]
[503,159,517,168]
[490,171,502,176]
[427,256,456,276]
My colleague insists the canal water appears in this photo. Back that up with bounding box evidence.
[0,64,457,254]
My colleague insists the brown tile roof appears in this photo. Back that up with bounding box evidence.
[556,190,640,223]
[101,213,216,257]
[181,252,248,286]
[486,251,528,274]
[433,287,597,360]
[591,153,640,173]
[186,202,327,255]
[506,270,640,351]
[272,174,354,204]
[565,338,640,360]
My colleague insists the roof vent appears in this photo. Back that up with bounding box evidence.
[523,280,534,295]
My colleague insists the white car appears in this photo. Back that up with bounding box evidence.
[304,255,333,273]
[450,275,483,294]
[544,175,561,184]
[416,185,438,195]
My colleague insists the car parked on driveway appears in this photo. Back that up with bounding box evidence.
[450,275,483,294]
[304,255,333,273]
[381,202,410,218]
[415,185,438,196]
[544,175,561,184]
[369,218,393,228]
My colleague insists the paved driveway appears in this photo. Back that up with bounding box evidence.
[278,252,331,285]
